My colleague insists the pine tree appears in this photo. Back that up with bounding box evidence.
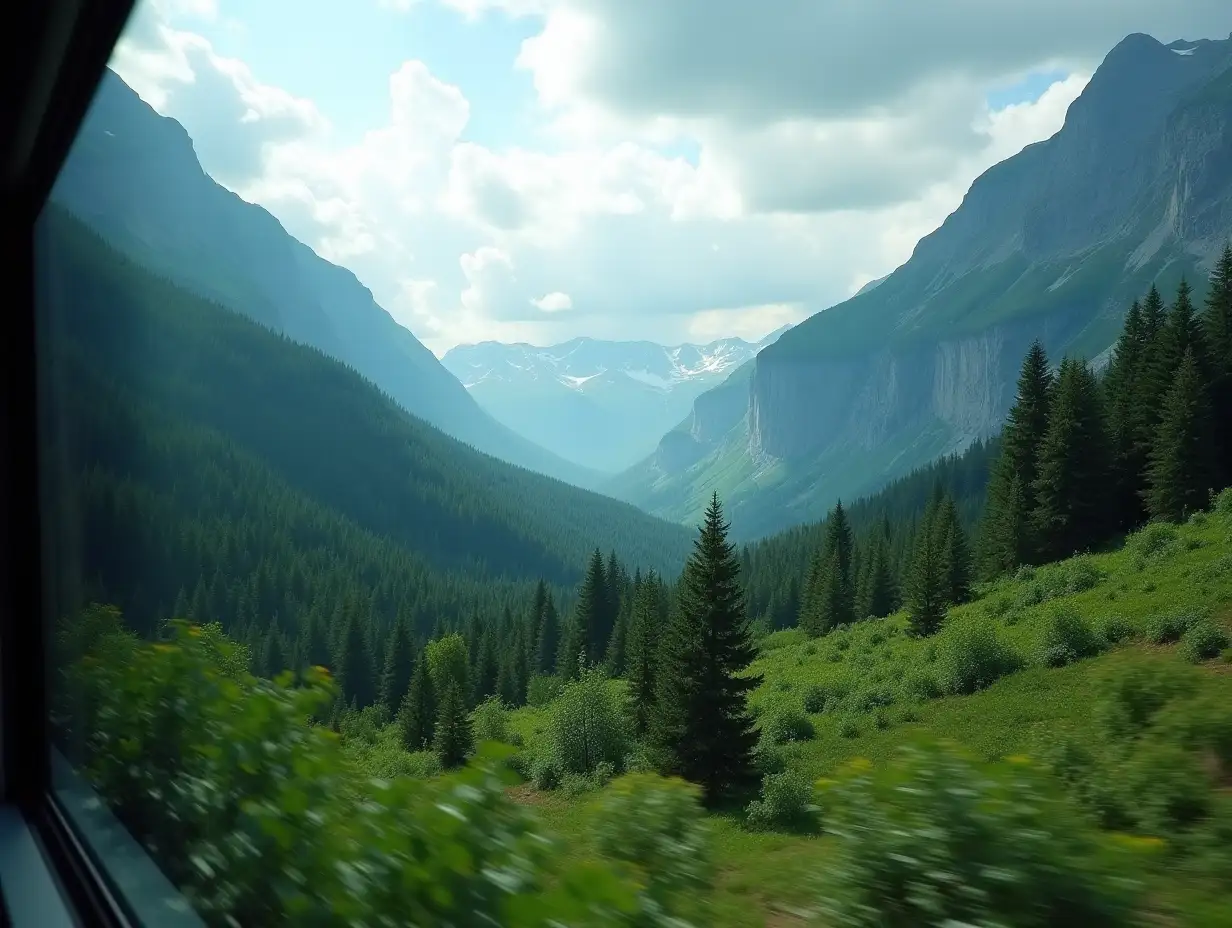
[1032,358,1112,561]
[432,680,473,769]
[1104,298,1152,528]
[604,608,627,677]
[800,501,855,634]
[473,632,499,705]
[978,340,1052,576]
[933,496,971,606]
[260,620,286,678]
[1202,243,1232,488]
[1145,349,1216,523]
[398,651,436,751]
[626,572,660,736]
[905,500,946,637]
[570,549,609,668]
[651,494,760,806]
[333,611,376,709]
[535,594,560,676]
[379,619,414,713]
[858,535,898,619]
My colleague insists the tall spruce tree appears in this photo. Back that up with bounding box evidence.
[535,594,560,675]
[857,535,898,619]
[379,618,414,713]
[433,680,473,769]
[933,495,971,606]
[1104,299,1152,528]
[334,611,376,709]
[398,651,436,751]
[1032,358,1112,561]
[260,620,286,678]
[651,494,760,805]
[565,549,609,671]
[626,572,661,736]
[1202,243,1232,488]
[905,499,946,637]
[800,501,855,634]
[1145,348,1216,523]
[978,340,1053,576]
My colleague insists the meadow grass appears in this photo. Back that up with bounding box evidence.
[501,506,1232,926]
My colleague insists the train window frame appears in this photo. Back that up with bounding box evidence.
[0,1,209,924]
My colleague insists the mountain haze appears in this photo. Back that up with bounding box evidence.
[442,328,790,473]
[614,32,1232,539]
[50,69,598,489]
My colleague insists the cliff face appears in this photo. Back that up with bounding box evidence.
[616,33,1232,539]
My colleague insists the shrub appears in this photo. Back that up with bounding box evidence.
[546,667,628,777]
[471,695,511,743]
[1093,658,1196,741]
[935,621,1023,696]
[873,709,891,730]
[594,773,712,922]
[1129,521,1180,562]
[1179,620,1231,663]
[745,770,818,832]
[530,753,561,791]
[817,743,1139,927]
[802,684,828,714]
[751,738,788,777]
[761,705,815,745]
[1146,608,1203,644]
[1213,486,1232,517]
[899,667,940,702]
[66,618,653,927]
[838,716,860,739]
[1037,607,1104,668]
[844,686,896,714]
[1124,738,1211,836]
[1098,615,1133,645]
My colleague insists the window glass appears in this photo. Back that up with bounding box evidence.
[34,2,1232,927]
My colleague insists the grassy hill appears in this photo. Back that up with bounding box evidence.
[502,494,1232,926]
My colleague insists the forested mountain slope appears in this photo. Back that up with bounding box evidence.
[35,207,692,642]
[616,32,1232,539]
[49,69,598,489]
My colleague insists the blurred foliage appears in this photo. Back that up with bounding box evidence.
[59,613,704,927]
[816,741,1142,927]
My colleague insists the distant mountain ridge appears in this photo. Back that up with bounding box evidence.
[612,31,1232,539]
[441,327,791,473]
[50,69,598,489]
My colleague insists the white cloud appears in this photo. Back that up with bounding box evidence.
[110,0,1165,354]
[532,291,573,312]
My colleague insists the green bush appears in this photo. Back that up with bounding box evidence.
[752,739,787,776]
[471,695,511,743]
[801,684,827,714]
[1093,658,1195,741]
[1213,486,1232,516]
[899,667,941,702]
[838,716,861,739]
[844,686,895,714]
[1146,608,1203,644]
[745,771,818,833]
[761,705,815,745]
[935,620,1023,696]
[65,618,654,927]
[545,667,629,777]
[1129,521,1180,562]
[1179,620,1231,663]
[594,773,712,923]
[817,743,1139,927]
[530,753,562,791]
[1037,606,1104,668]
[1097,614,1133,645]
[1124,738,1211,836]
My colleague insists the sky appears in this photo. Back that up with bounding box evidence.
[109,0,1231,355]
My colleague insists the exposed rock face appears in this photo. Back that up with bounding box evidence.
[617,32,1232,539]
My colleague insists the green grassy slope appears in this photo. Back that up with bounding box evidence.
[502,501,1232,926]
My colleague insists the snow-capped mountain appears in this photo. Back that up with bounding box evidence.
[441,327,790,474]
